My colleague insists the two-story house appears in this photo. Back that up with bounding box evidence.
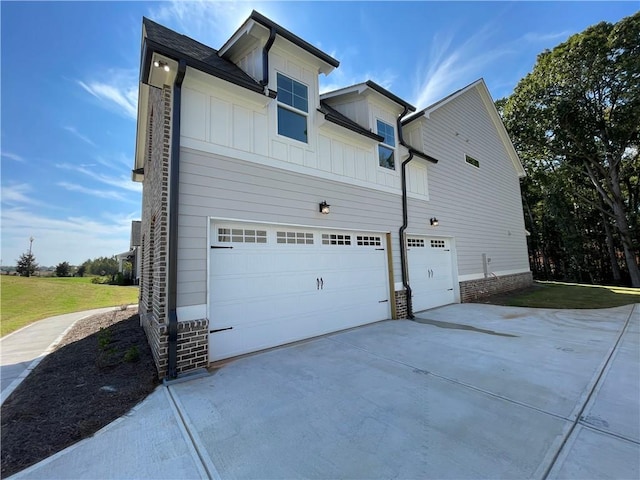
[133,11,531,379]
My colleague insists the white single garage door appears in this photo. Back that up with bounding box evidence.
[209,222,390,361]
[407,236,455,312]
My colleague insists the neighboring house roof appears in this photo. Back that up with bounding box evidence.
[321,80,416,111]
[318,101,383,142]
[142,17,265,95]
[402,79,525,177]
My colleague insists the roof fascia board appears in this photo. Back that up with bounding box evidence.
[217,19,258,58]
[420,79,482,119]
[365,81,415,111]
[475,82,526,178]
[322,81,415,112]
[250,10,339,71]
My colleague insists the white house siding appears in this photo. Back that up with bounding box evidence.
[325,95,371,133]
[176,147,404,311]
[410,86,529,279]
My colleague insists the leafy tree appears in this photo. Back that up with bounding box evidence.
[16,252,38,277]
[55,261,71,277]
[84,256,119,282]
[76,264,86,277]
[502,12,640,286]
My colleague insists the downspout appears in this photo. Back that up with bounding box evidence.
[397,105,415,319]
[167,59,187,380]
[260,26,277,93]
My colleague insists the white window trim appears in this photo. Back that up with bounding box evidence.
[276,72,310,145]
[376,118,396,171]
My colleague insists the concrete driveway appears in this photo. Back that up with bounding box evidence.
[12,304,639,479]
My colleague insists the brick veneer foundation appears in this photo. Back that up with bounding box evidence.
[394,290,408,319]
[459,272,533,302]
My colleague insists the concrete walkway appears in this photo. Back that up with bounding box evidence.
[7,303,640,479]
[0,307,123,405]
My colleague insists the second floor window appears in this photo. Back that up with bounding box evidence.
[377,120,395,170]
[277,73,308,143]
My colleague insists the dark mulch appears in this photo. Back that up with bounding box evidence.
[1,309,160,477]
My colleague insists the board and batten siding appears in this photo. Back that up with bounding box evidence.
[179,70,427,201]
[407,85,529,278]
[175,147,405,310]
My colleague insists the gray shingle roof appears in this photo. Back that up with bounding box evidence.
[142,17,264,94]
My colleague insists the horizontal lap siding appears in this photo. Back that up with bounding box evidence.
[176,147,403,308]
[412,87,529,277]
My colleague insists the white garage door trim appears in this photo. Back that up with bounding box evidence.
[407,235,457,312]
[208,219,391,361]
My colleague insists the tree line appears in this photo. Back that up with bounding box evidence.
[500,11,639,287]
[13,253,120,280]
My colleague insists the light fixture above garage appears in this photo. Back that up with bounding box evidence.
[153,60,171,72]
[319,201,331,214]
[430,217,439,226]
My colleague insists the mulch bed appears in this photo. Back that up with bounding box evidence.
[1,309,160,477]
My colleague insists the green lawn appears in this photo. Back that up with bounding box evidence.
[0,276,139,337]
[495,281,640,309]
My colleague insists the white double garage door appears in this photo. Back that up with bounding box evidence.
[209,221,454,361]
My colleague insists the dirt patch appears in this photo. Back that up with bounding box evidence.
[1,309,159,477]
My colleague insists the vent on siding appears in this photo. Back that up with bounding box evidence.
[407,238,425,248]
[356,235,381,246]
[465,155,480,168]
[277,231,314,244]
[218,228,267,243]
[431,239,446,248]
[322,233,351,246]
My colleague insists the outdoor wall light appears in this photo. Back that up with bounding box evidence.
[319,201,331,214]
[430,217,439,226]
[153,60,171,72]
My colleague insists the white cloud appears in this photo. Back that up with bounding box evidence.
[520,31,573,44]
[149,0,273,47]
[411,26,513,110]
[63,126,97,147]
[1,207,137,266]
[56,163,142,193]
[1,183,47,207]
[57,182,134,203]
[1,151,24,162]
[78,69,138,119]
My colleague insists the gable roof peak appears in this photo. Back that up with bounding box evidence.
[321,80,415,112]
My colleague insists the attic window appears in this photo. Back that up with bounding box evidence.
[377,120,395,170]
[465,155,480,168]
[277,73,308,143]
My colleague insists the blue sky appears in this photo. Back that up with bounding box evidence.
[1,1,637,267]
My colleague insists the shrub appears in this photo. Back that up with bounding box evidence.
[123,346,140,363]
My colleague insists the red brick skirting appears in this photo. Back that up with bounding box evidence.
[459,272,533,302]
